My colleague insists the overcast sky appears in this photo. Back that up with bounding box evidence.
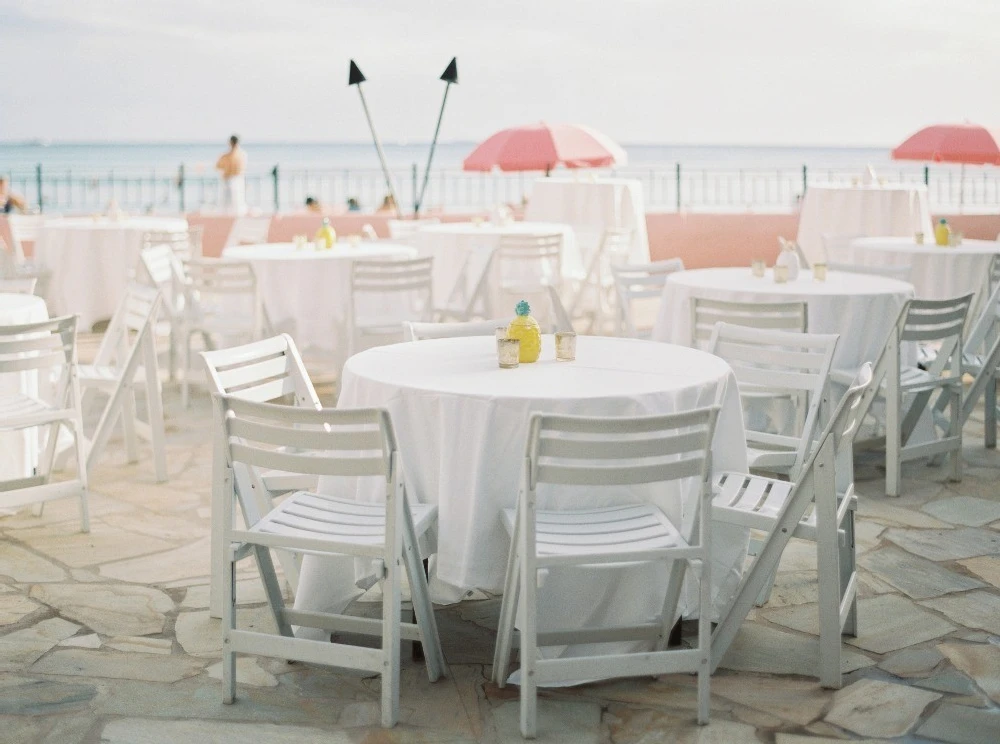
[2,0,999,146]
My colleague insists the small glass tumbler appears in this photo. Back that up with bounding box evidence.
[497,338,520,368]
[348,234,361,247]
[813,262,828,282]
[555,331,577,361]
[773,264,789,283]
[955,232,964,246]
[915,231,925,245]
[751,259,766,278]
[495,327,508,341]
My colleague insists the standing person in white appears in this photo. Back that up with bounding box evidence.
[216,135,248,215]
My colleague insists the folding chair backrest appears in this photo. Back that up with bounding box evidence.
[224,216,272,248]
[92,284,163,367]
[990,254,1000,298]
[692,298,806,347]
[201,334,320,408]
[406,318,510,341]
[0,314,78,382]
[184,258,258,298]
[7,214,47,261]
[144,228,200,262]
[612,258,685,338]
[709,323,838,475]
[964,282,1000,358]
[387,218,439,239]
[901,295,973,345]
[496,233,563,288]
[0,277,37,294]
[827,261,911,281]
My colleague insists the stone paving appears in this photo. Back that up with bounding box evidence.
[1,343,1000,743]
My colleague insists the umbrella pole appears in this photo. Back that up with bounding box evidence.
[354,84,403,219]
[415,82,452,217]
[960,163,965,213]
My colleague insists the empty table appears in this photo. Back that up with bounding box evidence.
[34,216,188,329]
[0,293,48,482]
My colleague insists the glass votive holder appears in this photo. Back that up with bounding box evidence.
[915,231,925,245]
[348,234,361,247]
[751,259,766,278]
[813,263,828,282]
[555,331,577,361]
[313,238,325,252]
[495,327,508,341]
[955,232,964,246]
[773,264,789,283]
[293,235,306,250]
[497,338,520,368]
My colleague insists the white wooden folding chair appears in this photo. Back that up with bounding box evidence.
[708,323,838,481]
[76,284,167,482]
[492,407,720,737]
[435,248,496,323]
[387,218,440,239]
[0,277,38,294]
[349,257,434,355]
[144,227,202,262]
[569,228,632,333]
[494,233,564,321]
[827,261,912,281]
[711,364,874,690]
[406,318,511,342]
[0,314,90,531]
[201,334,323,618]
[180,258,269,408]
[138,243,188,380]
[223,216,271,248]
[1,223,51,295]
[611,258,686,338]
[691,297,807,349]
[216,396,446,727]
[6,214,47,260]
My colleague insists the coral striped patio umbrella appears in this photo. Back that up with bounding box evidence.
[892,123,1000,208]
[463,122,627,174]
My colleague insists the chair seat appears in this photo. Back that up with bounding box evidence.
[0,394,75,430]
[501,503,686,557]
[249,490,437,548]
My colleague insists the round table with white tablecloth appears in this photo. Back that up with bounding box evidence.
[221,242,417,364]
[295,335,748,643]
[652,267,915,373]
[33,216,188,329]
[846,236,1000,303]
[795,183,933,265]
[0,293,48,482]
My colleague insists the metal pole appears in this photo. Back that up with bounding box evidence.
[411,164,418,215]
[178,164,186,214]
[354,85,402,219]
[36,164,43,213]
[272,165,280,212]
[801,164,808,197]
[415,81,453,216]
[675,162,681,212]
[924,165,929,186]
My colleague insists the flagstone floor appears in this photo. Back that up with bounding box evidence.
[1,345,1000,743]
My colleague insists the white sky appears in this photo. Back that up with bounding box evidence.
[2,0,999,146]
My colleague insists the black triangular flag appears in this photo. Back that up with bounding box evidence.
[348,60,366,86]
[439,57,458,84]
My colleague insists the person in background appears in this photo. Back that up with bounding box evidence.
[346,197,360,212]
[376,194,396,214]
[305,196,322,213]
[0,176,27,213]
[216,135,248,215]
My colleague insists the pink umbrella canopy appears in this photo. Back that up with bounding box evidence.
[892,122,1000,165]
[463,122,627,173]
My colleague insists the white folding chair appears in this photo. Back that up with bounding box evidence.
[708,323,838,481]
[711,364,874,690]
[827,261,912,281]
[77,284,167,482]
[144,227,202,262]
[349,257,434,355]
[435,248,496,323]
[611,258,686,339]
[691,297,807,349]
[201,334,324,618]
[492,407,720,736]
[387,217,440,239]
[0,314,89,531]
[0,277,38,294]
[6,214,47,260]
[1,222,51,295]
[569,228,632,333]
[223,216,271,248]
[180,258,269,408]
[406,318,511,342]
[216,397,446,727]
[494,233,564,321]
[138,243,188,380]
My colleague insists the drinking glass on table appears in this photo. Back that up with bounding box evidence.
[773,265,789,283]
[751,259,766,278]
[813,263,827,281]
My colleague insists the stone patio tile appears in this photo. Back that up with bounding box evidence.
[938,642,1000,704]
[0,493,131,533]
[0,618,80,670]
[603,706,760,744]
[100,718,355,744]
[29,582,173,636]
[96,481,204,515]
[0,677,97,715]
[0,543,66,583]
[916,703,1000,744]
[920,591,1000,635]
[823,678,940,738]
[12,521,180,568]
[101,510,210,542]
[761,594,955,654]
[775,736,884,744]
[174,607,277,657]
[206,657,278,687]
[58,633,101,649]
[854,520,886,553]
[957,555,1000,588]
[180,578,271,608]
[765,570,817,607]
[915,668,980,696]
[877,647,944,678]
[486,699,603,743]
[718,624,875,676]
[31,649,206,682]
[858,498,951,529]
[710,675,830,725]
[98,535,211,584]
[884,527,1000,562]
[569,674,733,714]
[921,496,1000,527]
[859,546,985,599]
[105,636,173,654]
[0,592,45,625]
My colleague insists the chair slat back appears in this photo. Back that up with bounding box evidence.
[387,218,439,239]
[143,228,201,262]
[611,258,685,338]
[496,233,563,289]
[0,277,37,294]
[407,318,510,341]
[201,334,320,409]
[827,261,911,281]
[0,314,78,376]
[352,257,434,293]
[92,284,163,368]
[692,298,806,346]
[964,282,1000,358]
[224,216,272,248]
[901,295,973,344]
[184,258,258,296]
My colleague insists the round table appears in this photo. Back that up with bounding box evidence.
[411,221,581,312]
[847,236,1000,302]
[0,293,48,482]
[222,242,417,363]
[295,335,749,634]
[34,216,188,329]
[652,267,915,373]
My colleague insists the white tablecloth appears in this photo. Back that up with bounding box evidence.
[847,237,1000,305]
[524,177,650,265]
[34,217,188,329]
[0,293,48,482]
[411,221,580,314]
[296,336,749,640]
[796,184,933,265]
[652,267,914,373]
[222,242,417,364]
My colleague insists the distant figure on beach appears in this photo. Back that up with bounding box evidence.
[305,196,322,213]
[346,197,360,212]
[0,176,27,213]
[216,135,247,215]
[376,194,396,215]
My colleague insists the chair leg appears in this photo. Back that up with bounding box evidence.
[381,556,401,728]
[886,381,902,497]
[253,546,295,638]
[222,547,237,705]
[401,509,445,681]
[71,420,91,534]
[492,519,521,686]
[840,511,859,638]
[121,385,140,464]
[518,552,538,739]
[697,559,711,726]
[986,376,997,449]
[949,387,962,482]
[654,558,687,652]
[181,331,192,409]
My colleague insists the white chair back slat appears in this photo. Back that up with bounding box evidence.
[0,277,37,294]
[611,258,685,338]
[692,298,807,346]
[224,216,271,248]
